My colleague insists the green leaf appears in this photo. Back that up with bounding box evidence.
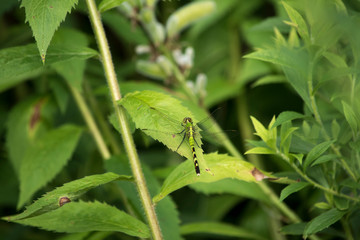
[245,147,275,155]
[282,1,309,42]
[18,124,83,208]
[181,222,266,240]
[303,208,346,238]
[105,155,183,240]
[5,172,130,221]
[303,140,334,170]
[252,74,286,87]
[12,201,150,238]
[6,97,50,175]
[166,1,216,38]
[279,182,310,201]
[119,90,212,171]
[311,154,337,167]
[342,101,358,132]
[98,0,126,12]
[190,179,268,202]
[0,44,98,92]
[153,152,270,203]
[21,0,79,61]
[249,116,269,142]
[272,111,304,129]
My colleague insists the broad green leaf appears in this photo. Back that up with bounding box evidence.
[282,2,309,42]
[18,124,83,208]
[13,201,150,238]
[21,0,79,61]
[166,1,216,38]
[303,208,346,238]
[119,90,212,172]
[181,222,266,240]
[279,182,310,201]
[6,172,130,221]
[98,0,126,12]
[190,179,268,202]
[105,155,183,240]
[0,44,98,92]
[342,101,358,132]
[272,111,304,129]
[245,147,275,155]
[303,140,334,170]
[6,97,53,175]
[153,152,270,203]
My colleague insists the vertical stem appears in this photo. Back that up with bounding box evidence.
[69,85,111,160]
[85,0,163,239]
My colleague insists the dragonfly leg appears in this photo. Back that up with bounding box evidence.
[176,133,186,152]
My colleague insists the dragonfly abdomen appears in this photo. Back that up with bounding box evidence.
[188,124,200,176]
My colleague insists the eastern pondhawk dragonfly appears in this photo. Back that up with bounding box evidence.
[141,107,234,176]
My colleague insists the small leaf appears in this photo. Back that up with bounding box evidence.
[21,0,79,61]
[181,222,266,240]
[12,201,150,238]
[342,101,358,132]
[250,116,269,142]
[279,182,310,201]
[303,141,334,170]
[245,147,275,155]
[5,172,130,221]
[281,223,306,235]
[282,1,309,42]
[314,202,331,210]
[303,208,346,238]
[153,152,271,203]
[272,111,304,129]
[98,0,126,12]
[166,1,216,38]
[136,60,168,80]
[18,125,83,208]
[311,154,337,167]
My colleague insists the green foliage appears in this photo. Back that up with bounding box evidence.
[13,201,150,237]
[21,0,79,61]
[1,0,360,239]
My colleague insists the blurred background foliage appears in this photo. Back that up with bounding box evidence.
[1,0,360,239]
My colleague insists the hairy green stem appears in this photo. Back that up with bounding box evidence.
[69,85,111,160]
[85,0,163,239]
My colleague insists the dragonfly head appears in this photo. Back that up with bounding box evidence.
[183,117,193,124]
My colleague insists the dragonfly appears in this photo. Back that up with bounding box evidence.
[141,107,233,176]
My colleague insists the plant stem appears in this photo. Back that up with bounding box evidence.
[85,0,163,239]
[83,80,122,155]
[69,85,111,160]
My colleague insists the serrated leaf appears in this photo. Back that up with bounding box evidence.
[303,208,346,238]
[12,201,150,238]
[98,0,126,12]
[0,44,98,92]
[272,111,304,129]
[342,101,358,132]
[303,141,334,170]
[181,222,266,240]
[21,0,79,61]
[119,90,212,172]
[18,124,83,208]
[153,152,270,203]
[5,172,130,221]
[279,182,309,201]
[105,155,183,240]
[245,147,275,155]
[282,2,309,42]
